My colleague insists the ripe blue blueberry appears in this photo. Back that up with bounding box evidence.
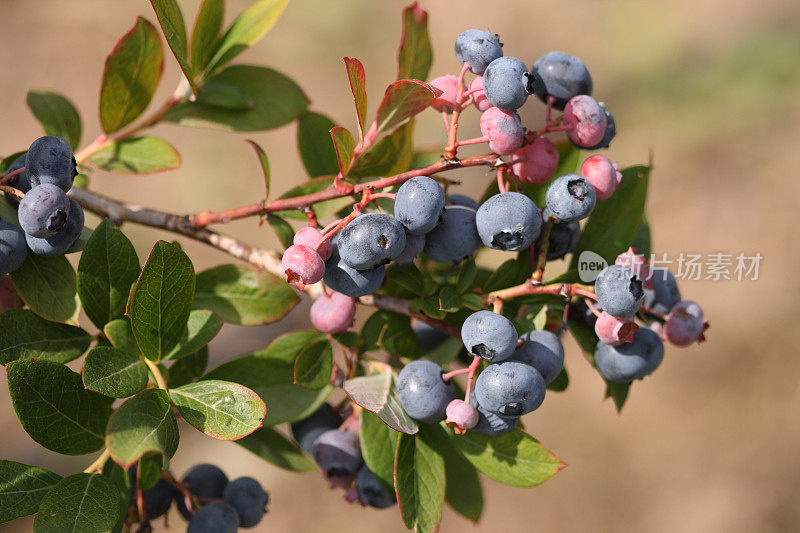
[397,360,456,423]
[176,463,230,520]
[594,327,664,383]
[291,403,343,454]
[4,155,32,205]
[18,184,71,238]
[461,310,518,362]
[482,57,531,111]
[582,102,616,150]
[141,479,175,520]
[530,51,593,110]
[510,330,565,384]
[476,192,541,251]
[469,393,518,435]
[423,205,481,263]
[474,361,546,417]
[454,29,503,75]
[356,466,397,509]
[643,268,681,315]
[447,194,480,211]
[0,221,28,274]
[323,239,385,298]
[394,176,445,235]
[312,429,363,478]
[393,231,425,264]
[25,198,84,257]
[187,501,240,533]
[542,208,580,260]
[25,136,77,192]
[337,213,406,269]
[545,174,596,222]
[223,477,268,528]
[594,265,645,317]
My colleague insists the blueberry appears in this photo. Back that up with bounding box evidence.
[643,268,681,315]
[187,501,240,533]
[4,155,32,205]
[454,29,503,75]
[290,403,343,454]
[474,361,546,417]
[582,102,616,150]
[25,136,77,192]
[663,300,706,347]
[394,176,445,235]
[423,205,481,263]
[323,239,385,298]
[447,194,479,211]
[510,330,565,384]
[483,57,530,111]
[393,231,425,264]
[469,393,518,435]
[142,479,175,519]
[563,95,607,147]
[595,265,645,317]
[461,310,518,362]
[312,429,363,477]
[309,291,356,333]
[476,192,541,251]
[530,51,593,110]
[479,107,524,155]
[0,221,28,274]
[545,174,596,222]
[337,213,406,269]
[594,327,664,383]
[176,463,229,521]
[18,184,71,238]
[397,360,455,423]
[223,477,268,528]
[281,244,325,288]
[542,208,580,260]
[355,466,396,509]
[25,198,84,257]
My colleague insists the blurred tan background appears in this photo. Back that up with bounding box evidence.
[1,0,799,531]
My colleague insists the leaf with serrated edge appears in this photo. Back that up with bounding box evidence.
[149,0,197,95]
[343,372,418,434]
[164,309,222,360]
[374,79,440,137]
[26,91,82,150]
[90,136,181,174]
[82,346,148,398]
[293,341,333,389]
[343,57,367,140]
[360,410,398,491]
[235,427,316,472]
[10,253,77,323]
[0,309,91,365]
[245,139,270,198]
[33,473,124,533]
[0,460,61,524]
[394,425,445,532]
[170,379,265,440]
[397,2,432,81]
[330,126,355,176]
[106,388,179,468]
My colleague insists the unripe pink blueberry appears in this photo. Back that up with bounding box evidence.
[430,75,465,113]
[282,244,325,289]
[615,246,653,289]
[511,137,559,185]
[594,311,638,346]
[469,76,492,112]
[581,155,622,201]
[479,107,524,155]
[0,275,23,312]
[663,300,708,347]
[294,227,332,261]
[563,95,607,147]
[445,399,479,433]
[309,291,356,333]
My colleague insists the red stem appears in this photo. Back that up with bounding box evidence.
[463,356,482,402]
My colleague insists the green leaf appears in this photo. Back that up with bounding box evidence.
[360,410,398,491]
[99,17,164,133]
[129,241,195,361]
[421,297,447,320]
[82,346,148,398]
[167,346,208,388]
[427,424,483,523]
[170,379,266,440]
[245,139,270,198]
[259,331,326,363]
[460,293,484,311]
[456,260,477,294]
[424,337,465,367]
[89,136,181,174]
[350,119,415,179]
[106,388,179,468]
[265,214,295,249]
[149,0,198,95]
[438,286,460,313]
[374,80,439,138]
[195,80,254,109]
[277,176,354,220]
[605,381,630,413]
[360,311,421,357]
[447,428,566,487]
[343,57,367,140]
[7,360,112,455]
[632,213,651,258]
[33,473,124,533]
[205,0,289,75]
[293,340,333,389]
[343,371,418,434]
[296,111,340,177]
[26,91,82,150]
[104,318,140,356]
[483,258,520,292]
[165,309,222,360]
[532,305,548,330]
[386,263,425,295]
[77,220,141,329]
[330,126,355,176]
[193,264,298,326]
[567,315,600,356]
[10,253,77,322]
[136,454,163,491]
[397,3,432,81]
[570,165,651,268]
[0,460,61,525]
[235,427,316,472]
[394,425,445,532]
[547,367,570,392]
[0,309,91,365]
[190,0,224,73]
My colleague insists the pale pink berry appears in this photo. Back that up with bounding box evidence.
[310,291,356,333]
[663,301,708,347]
[0,275,24,312]
[563,95,607,147]
[581,155,622,201]
[294,226,332,261]
[282,244,325,289]
[615,246,653,289]
[469,76,492,112]
[479,107,524,155]
[511,137,559,184]
[430,75,465,113]
[445,399,479,433]
[594,311,638,346]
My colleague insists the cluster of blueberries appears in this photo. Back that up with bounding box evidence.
[0,135,84,274]
[290,404,397,509]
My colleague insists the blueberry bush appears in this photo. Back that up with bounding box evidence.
[0,1,710,531]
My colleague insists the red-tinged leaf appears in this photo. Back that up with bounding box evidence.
[343,371,418,435]
[343,57,367,141]
[149,0,198,95]
[245,140,270,199]
[397,2,432,81]
[374,79,440,138]
[330,127,355,176]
